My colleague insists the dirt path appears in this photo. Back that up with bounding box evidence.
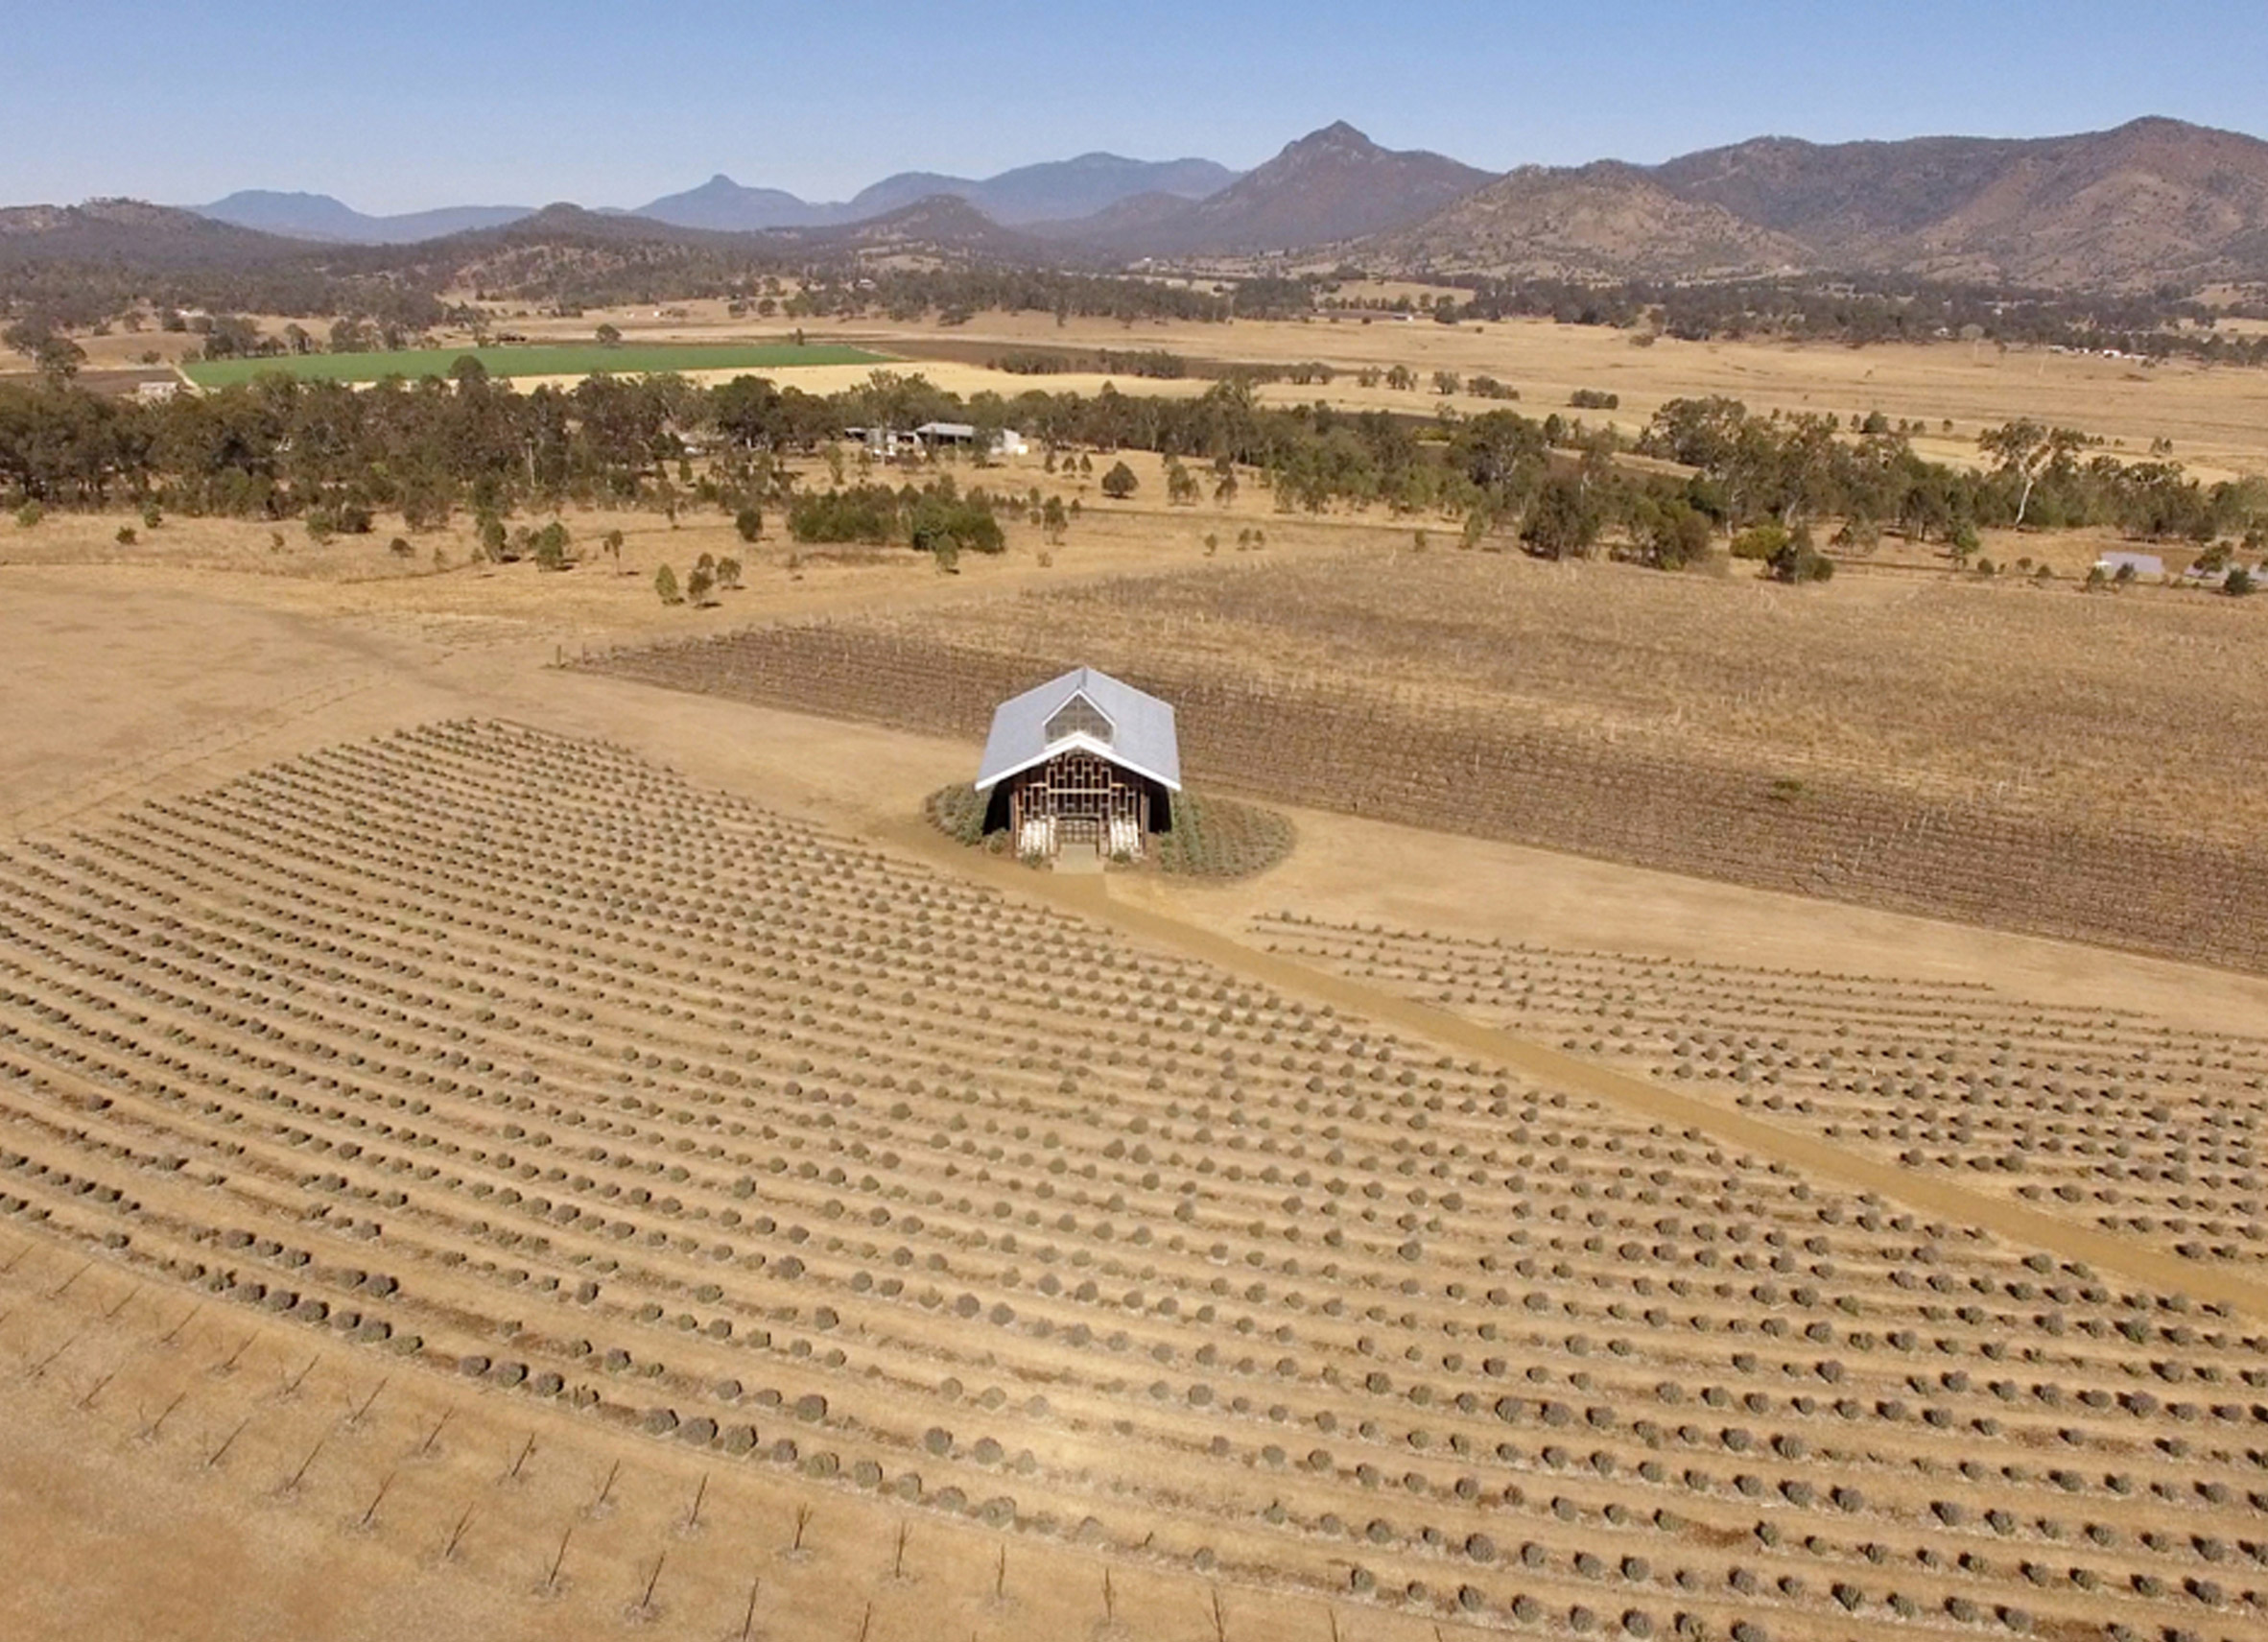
[871,818,2268,1321]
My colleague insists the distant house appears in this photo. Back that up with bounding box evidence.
[849,423,1028,460]
[844,425,924,459]
[914,421,1028,457]
[975,666,1180,863]
[2094,551,2165,581]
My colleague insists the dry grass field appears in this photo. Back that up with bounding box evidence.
[434,299,2268,483]
[578,546,2268,969]
[6,308,2268,1640]
[858,311,2268,484]
[27,296,2264,483]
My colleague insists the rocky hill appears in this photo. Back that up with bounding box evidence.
[1375,117,2268,288]
[624,175,824,232]
[1364,161,1806,279]
[1061,123,1495,256]
[0,200,298,268]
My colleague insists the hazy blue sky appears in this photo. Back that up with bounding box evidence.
[13,0,2268,210]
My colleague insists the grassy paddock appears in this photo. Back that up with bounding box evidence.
[181,342,886,388]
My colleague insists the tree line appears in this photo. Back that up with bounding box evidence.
[1434,273,2268,367]
[3,367,2259,575]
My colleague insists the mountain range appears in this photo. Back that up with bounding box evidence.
[194,191,532,246]
[197,153,1240,243]
[1364,116,2268,289]
[35,115,2268,291]
[1642,116,2268,288]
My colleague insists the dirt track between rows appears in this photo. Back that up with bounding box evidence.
[873,818,2268,1323]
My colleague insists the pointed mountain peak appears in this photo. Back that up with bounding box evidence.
[1292,121,1377,153]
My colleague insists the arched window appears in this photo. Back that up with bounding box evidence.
[1044,693,1113,746]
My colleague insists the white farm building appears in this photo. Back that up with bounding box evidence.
[974,666,1180,863]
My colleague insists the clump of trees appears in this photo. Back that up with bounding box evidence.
[3,318,87,381]
[786,487,899,544]
[531,520,572,570]
[1637,395,2264,547]
[1766,530,1835,583]
[1095,349,1185,380]
[787,476,1004,560]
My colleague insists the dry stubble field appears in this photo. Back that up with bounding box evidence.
[579,545,2268,971]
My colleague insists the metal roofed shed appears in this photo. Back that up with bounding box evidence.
[915,421,1030,457]
[2094,550,2166,580]
[975,666,1180,863]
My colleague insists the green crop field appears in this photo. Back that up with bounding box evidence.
[181,342,887,389]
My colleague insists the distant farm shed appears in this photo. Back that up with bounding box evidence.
[976,666,1179,861]
[2095,550,2165,580]
[916,421,1029,457]
[849,423,1029,459]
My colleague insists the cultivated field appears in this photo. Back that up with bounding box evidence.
[178,342,885,389]
[3,720,2265,1642]
[1255,916,2268,1273]
[577,548,2268,971]
[8,295,2268,1640]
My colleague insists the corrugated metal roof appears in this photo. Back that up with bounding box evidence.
[974,665,1182,794]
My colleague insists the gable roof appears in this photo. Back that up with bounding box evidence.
[975,665,1182,794]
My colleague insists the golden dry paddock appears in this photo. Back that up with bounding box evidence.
[578,548,2268,971]
[3,310,2268,1642]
